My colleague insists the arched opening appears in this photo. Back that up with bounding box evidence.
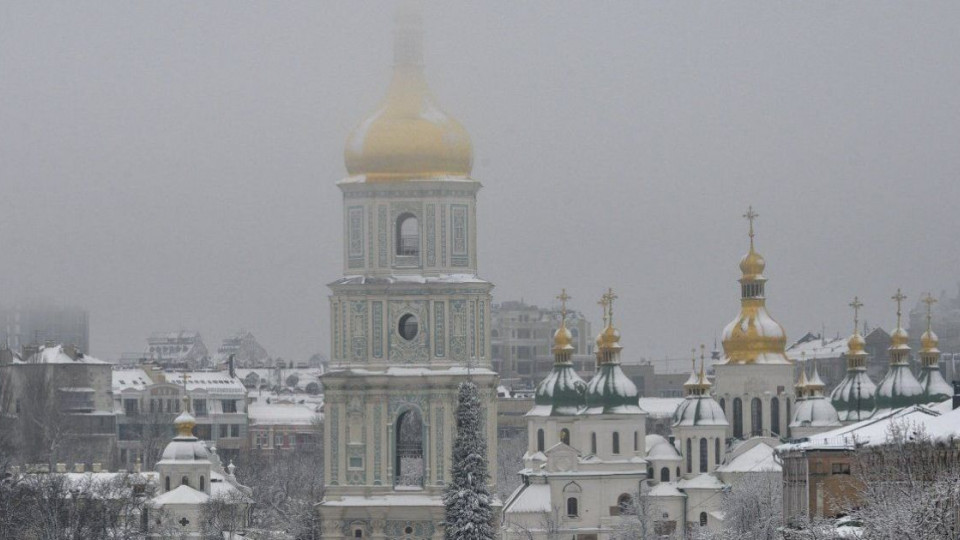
[634,431,638,452]
[676,466,680,478]
[164,476,170,491]
[612,432,620,454]
[560,428,570,446]
[396,213,420,257]
[733,398,743,438]
[700,512,708,527]
[590,432,597,454]
[181,476,189,487]
[660,467,669,482]
[395,408,424,487]
[563,482,581,517]
[567,497,579,517]
[770,397,780,436]
[398,314,419,341]
[751,397,763,437]
[699,438,708,473]
[786,398,792,437]
[618,493,633,515]
[715,438,721,465]
[686,438,692,473]
[199,475,205,492]
[536,429,545,452]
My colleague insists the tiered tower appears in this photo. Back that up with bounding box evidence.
[874,289,924,415]
[917,293,951,402]
[318,4,498,538]
[713,207,795,439]
[672,346,728,477]
[830,297,877,423]
[789,359,841,438]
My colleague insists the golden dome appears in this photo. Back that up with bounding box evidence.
[920,329,939,352]
[847,331,866,355]
[552,323,574,355]
[739,248,766,278]
[890,326,909,348]
[174,411,196,438]
[344,4,473,181]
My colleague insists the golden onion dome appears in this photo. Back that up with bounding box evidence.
[344,4,473,181]
[599,324,622,350]
[847,331,866,355]
[890,326,909,348]
[920,329,939,352]
[739,248,766,278]
[552,323,575,355]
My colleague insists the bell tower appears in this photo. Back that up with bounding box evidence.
[318,3,498,538]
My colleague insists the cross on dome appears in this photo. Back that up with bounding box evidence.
[922,292,937,331]
[556,289,571,322]
[603,288,618,326]
[743,206,759,247]
[892,288,907,327]
[849,296,864,331]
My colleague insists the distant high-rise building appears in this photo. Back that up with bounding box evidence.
[491,300,594,389]
[0,302,90,353]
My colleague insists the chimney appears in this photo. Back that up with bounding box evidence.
[228,354,236,378]
[92,463,102,473]
[74,463,85,473]
[952,381,960,410]
[55,463,67,473]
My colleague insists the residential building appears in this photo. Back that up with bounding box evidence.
[143,331,210,370]
[247,400,322,453]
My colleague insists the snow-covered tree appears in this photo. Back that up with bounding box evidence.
[611,486,667,539]
[443,380,496,540]
[717,472,782,540]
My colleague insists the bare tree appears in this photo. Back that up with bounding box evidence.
[496,433,527,501]
[611,487,668,540]
[717,472,783,540]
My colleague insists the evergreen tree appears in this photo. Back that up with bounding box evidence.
[443,380,496,540]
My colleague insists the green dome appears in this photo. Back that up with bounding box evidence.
[830,371,877,423]
[533,365,586,416]
[584,364,641,415]
[874,364,925,412]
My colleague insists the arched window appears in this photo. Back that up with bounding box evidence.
[660,467,669,482]
[563,482,581,517]
[647,467,653,480]
[686,438,692,473]
[181,476,189,487]
[536,429,545,452]
[700,512,708,527]
[786,398,792,437]
[618,494,633,515]
[770,397,780,436]
[590,432,597,454]
[567,497,579,517]
[719,397,726,413]
[612,432,620,454]
[634,431,639,451]
[715,438,721,465]
[396,213,419,257]
[164,476,170,491]
[398,314,419,341]
[751,397,763,437]
[700,438,708,473]
[676,466,680,478]
[199,476,205,492]
[395,408,424,487]
[560,428,570,446]
[733,398,743,438]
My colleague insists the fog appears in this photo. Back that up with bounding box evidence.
[1,1,958,362]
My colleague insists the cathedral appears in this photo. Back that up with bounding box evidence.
[316,4,499,539]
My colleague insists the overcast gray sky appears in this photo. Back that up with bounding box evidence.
[2,1,958,363]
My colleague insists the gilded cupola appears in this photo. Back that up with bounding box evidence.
[585,289,641,415]
[875,289,925,412]
[720,207,790,365]
[532,290,587,416]
[344,2,473,181]
[918,293,951,401]
[830,296,877,422]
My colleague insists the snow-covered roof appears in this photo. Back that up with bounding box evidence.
[717,443,780,473]
[247,402,321,426]
[790,397,841,428]
[151,484,209,506]
[172,371,246,394]
[320,494,444,507]
[112,368,153,392]
[648,482,684,497]
[504,484,551,514]
[787,335,848,361]
[678,473,726,490]
[20,345,107,365]
[645,434,682,461]
[333,273,490,286]
[637,397,685,419]
[672,395,728,427]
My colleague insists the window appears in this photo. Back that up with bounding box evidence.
[617,493,633,515]
[537,429,545,452]
[591,432,597,454]
[516,346,533,360]
[354,529,363,538]
[715,438,721,465]
[771,397,780,436]
[124,399,139,416]
[256,432,269,448]
[634,431,638,452]
[398,314,419,341]
[567,497,579,517]
[700,438,708,473]
[751,398,763,437]
[193,399,208,417]
[560,428,570,446]
[516,329,531,339]
[199,476,205,491]
[686,438,692,473]
[222,400,238,413]
[349,456,363,469]
[719,397,725,413]
[231,424,240,438]
[831,463,851,475]
[612,432,620,454]
[786,398,791,437]
[733,398,743,438]
[676,467,680,478]
[165,476,170,491]
[181,476,189,487]
[219,424,228,438]
[396,213,419,257]
[395,408,424,487]
[660,467,669,482]
[700,512,708,527]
